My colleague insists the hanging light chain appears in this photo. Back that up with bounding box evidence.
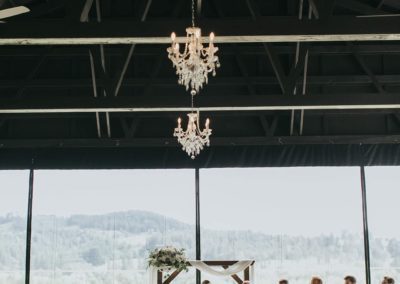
[191,92,195,113]
[192,0,195,27]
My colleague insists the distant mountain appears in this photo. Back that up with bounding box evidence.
[0,211,399,284]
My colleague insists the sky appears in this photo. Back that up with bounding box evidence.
[0,167,399,238]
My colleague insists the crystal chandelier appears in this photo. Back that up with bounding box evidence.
[173,96,212,159]
[167,0,220,95]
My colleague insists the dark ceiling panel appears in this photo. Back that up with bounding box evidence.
[0,0,400,168]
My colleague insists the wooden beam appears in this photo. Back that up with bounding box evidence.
[1,135,400,148]
[336,0,388,15]
[348,42,386,94]
[1,93,400,113]
[4,74,400,89]
[223,265,243,284]
[3,44,400,57]
[162,269,182,284]
[112,0,152,97]
[2,16,400,45]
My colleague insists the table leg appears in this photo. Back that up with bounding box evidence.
[157,271,163,284]
[244,267,250,281]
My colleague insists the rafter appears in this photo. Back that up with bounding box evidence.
[336,0,388,15]
[4,74,400,90]
[1,93,400,114]
[3,44,400,57]
[348,42,386,94]
[16,47,52,98]
[3,16,400,45]
[1,135,400,149]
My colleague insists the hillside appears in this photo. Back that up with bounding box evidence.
[0,211,398,284]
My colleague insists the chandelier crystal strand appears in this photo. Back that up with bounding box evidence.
[173,93,212,159]
[167,0,220,95]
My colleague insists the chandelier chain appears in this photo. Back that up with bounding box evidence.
[191,93,194,113]
[192,0,195,27]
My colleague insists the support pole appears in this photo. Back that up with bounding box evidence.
[360,165,372,284]
[25,160,34,284]
[195,168,201,284]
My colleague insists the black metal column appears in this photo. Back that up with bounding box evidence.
[360,165,372,284]
[25,161,34,284]
[195,168,201,284]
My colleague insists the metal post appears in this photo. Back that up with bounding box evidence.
[195,168,201,284]
[25,160,34,284]
[360,165,372,284]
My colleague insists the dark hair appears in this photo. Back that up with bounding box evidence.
[384,277,395,284]
[279,279,288,284]
[344,276,356,283]
[311,277,323,284]
[202,281,211,284]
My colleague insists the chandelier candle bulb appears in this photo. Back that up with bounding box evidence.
[210,32,215,41]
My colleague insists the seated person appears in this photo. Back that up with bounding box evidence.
[311,276,323,284]
[383,277,395,284]
[344,275,356,284]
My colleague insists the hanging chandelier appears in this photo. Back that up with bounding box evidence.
[167,0,220,95]
[173,96,212,159]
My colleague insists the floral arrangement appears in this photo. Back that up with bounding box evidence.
[148,246,189,273]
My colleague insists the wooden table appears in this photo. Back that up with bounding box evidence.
[157,260,254,284]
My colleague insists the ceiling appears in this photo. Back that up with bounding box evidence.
[1,0,400,168]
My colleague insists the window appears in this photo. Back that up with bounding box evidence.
[0,171,29,284]
[365,167,400,284]
[31,170,195,284]
[201,167,365,284]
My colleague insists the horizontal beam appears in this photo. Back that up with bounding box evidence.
[1,135,400,148]
[0,108,397,121]
[2,75,400,88]
[3,44,400,57]
[2,16,400,45]
[1,94,400,113]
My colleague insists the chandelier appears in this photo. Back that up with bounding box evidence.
[173,97,212,159]
[167,0,220,95]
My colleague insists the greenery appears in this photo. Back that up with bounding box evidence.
[148,246,188,275]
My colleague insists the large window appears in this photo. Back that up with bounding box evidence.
[4,166,398,283]
[0,171,29,284]
[31,170,195,284]
[365,167,400,284]
[200,167,365,284]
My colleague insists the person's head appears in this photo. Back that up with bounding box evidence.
[311,277,323,284]
[383,277,395,284]
[202,280,210,284]
[279,279,288,284]
[344,275,356,284]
